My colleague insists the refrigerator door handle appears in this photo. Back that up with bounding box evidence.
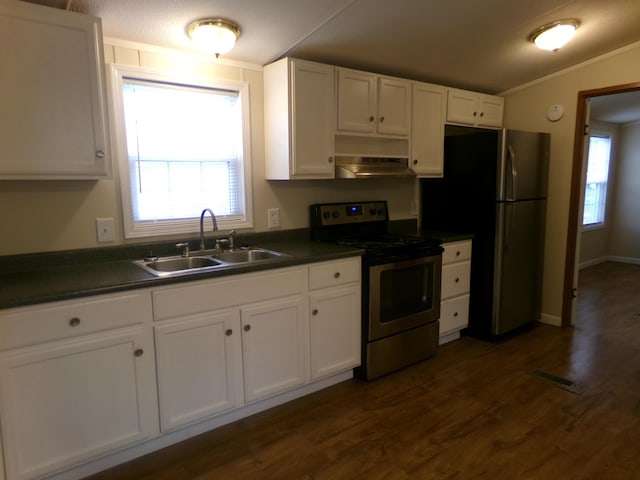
[505,203,514,255]
[507,145,518,201]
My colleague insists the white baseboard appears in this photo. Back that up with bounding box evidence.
[580,255,640,269]
[539,313,562,327]
[605,256,640,265]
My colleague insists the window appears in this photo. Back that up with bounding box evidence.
[111,65,253,238]
[582,134,612,228]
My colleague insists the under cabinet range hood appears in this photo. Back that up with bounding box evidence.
[334,157,416,179]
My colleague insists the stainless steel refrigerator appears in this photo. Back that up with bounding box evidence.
[421,126,550,337]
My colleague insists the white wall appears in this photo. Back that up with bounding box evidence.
[608,121,640,261]
[0,40,417,256]
[503,41,640,324]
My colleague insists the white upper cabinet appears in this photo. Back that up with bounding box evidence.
[264,58,335,180]
[446,88,504,128]
[0,1,110,179]
[411,82,446,177]
[337,68,411,136]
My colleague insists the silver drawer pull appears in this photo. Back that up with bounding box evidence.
[69,317,80,327]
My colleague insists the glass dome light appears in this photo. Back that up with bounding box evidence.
[529,19,579,52]
[187,18,240,58]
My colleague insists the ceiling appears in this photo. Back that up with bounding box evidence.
[23,0,640,95]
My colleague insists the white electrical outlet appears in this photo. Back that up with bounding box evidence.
[96,217,115,243]
[267,208,280,229]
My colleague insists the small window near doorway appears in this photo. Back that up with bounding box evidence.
[582,134,612,228]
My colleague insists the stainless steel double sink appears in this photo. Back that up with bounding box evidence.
[133,248,289,277]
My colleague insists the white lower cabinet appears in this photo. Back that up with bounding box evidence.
[154,309,242,431]
[439,240,472,344]
[0,258,362,479]
[241,296,308,402]
[308,258,361,380]
[0,292,157,480]
[309,286,361,379]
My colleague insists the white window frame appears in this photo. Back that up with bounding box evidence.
[582,127,613,232]
[109,64,253,239]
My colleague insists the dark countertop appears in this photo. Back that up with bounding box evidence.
[0,235,364,310]
[387,221,474,244]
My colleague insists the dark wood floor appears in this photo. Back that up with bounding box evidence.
[87,261,640,480]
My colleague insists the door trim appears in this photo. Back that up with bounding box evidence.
[562,82,640,327]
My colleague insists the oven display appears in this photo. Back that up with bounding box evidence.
[346,205,363,216]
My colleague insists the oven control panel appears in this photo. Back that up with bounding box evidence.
[311,201,388,226]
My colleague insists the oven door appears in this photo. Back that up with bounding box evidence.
[368,254,442,341]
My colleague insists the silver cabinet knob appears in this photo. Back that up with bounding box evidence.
[455,277,460,283]
[413,159,418,165]
[334,272,341,279]
[312,309,319,316]
[225,329,233,336]
[379,116,385,123]
[95,150,105,159]
[69,317,80,327]
[134,348,144,357]
[244,324,251,332]
[369,116,375,122]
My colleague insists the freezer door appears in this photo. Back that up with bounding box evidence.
[498,130,550,201]
[493,200,545,335]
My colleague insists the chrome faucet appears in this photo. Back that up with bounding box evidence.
[200,208,218,250]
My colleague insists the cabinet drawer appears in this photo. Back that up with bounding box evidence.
[0,292,151,351]
[309,258,361,291]
[440,294,469,336]
[153,267,305,321]
[442,240,472,264]
[441,262,470,299]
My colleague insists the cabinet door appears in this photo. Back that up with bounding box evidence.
[0,328,156,480]
[446,89,478,125]
[154,310,242,431]
[377,77,411,136]
[240,297,308,402]
[0,2,109,179]
[291,59,335,177]
[337,69,377,134]
[309,286,361,380]
[477,94,504,127]
[411,82,445,176]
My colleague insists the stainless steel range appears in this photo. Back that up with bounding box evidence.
[310,201,443,380]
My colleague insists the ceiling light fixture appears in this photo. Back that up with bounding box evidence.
[187,18,240,58]
[529,19,579,52]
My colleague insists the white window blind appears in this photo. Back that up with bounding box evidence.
[111,65,253,239]
[583,135,611,227]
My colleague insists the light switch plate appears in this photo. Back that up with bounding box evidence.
[267,208,280,229]
[96,218,115,243]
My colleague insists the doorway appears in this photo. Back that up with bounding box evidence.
[563,82,640,327]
